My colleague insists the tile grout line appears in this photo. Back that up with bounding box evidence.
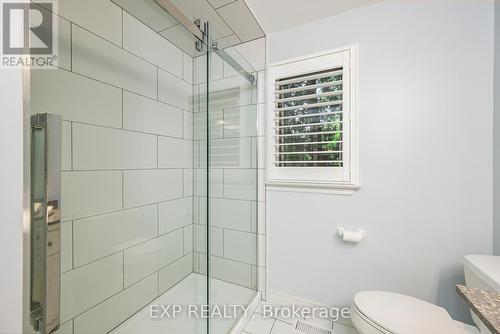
[70,22,73,71]
[63,167,204,173]
[121,170,125,210]
[49,60,255,113]
[64,223,191,273]
[54,66,195,113]
[121,9,124,48]
[66,5,263,89]
[181,52,185,82]
[70,18,192,85]
[213,0,239,11]
[182,169,185,197]
[114,4,188,67]
[182,110,186,140]
[122,251,125,289]
[70,121,73,171]
[65,270,163,324]
[52,68,192,122]
[62,195,191,224]
[194,250,257,268]
[121,89,124,129]
[206,0,243,45]
[71,220,74,270]
[62,119,192,143]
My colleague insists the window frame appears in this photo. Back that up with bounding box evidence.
[265,45,360,195]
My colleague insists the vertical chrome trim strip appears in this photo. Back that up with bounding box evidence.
[44,114,62,334]
[23,66,37,334]
[29,113,62,334]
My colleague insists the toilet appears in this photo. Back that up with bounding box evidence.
[350,291,478,334]
[350,255,500,334]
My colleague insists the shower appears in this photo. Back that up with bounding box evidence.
[25,0,265,333]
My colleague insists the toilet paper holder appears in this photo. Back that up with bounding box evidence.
[336,226,367,242]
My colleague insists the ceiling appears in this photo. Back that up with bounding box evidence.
[245,0,384,33]
[112,0,383,58]
[113,0,265,56]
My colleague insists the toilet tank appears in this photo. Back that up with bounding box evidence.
[463,255,500,333]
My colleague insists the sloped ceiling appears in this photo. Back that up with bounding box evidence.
[114,0,265,55]
[245,0,384,33]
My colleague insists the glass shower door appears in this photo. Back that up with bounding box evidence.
[28,0,210,333]
[206,44,260,333]
[26,0,260,332]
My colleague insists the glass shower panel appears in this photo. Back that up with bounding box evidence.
[206,50,260,333]
[27,1,260,333]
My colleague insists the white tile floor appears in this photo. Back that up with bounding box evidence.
[108,272,358,334]
[238,293,359,334]
[111,273,256,334]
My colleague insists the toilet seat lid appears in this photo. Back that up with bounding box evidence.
[353,291,461,334]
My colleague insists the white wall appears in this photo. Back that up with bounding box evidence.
[494,0,500,256]
[266,0,493,322]
[0,70,24,333]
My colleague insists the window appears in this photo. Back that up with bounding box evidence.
[266,46,359,193]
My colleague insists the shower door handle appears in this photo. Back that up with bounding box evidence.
[30,113,62,334]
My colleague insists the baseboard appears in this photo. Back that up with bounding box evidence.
[267,289,333,308]
[266,289,354,328]
[229,291,262,334]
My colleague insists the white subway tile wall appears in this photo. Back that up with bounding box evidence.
[60,222,72,273]
[122,12,183,78]
[123,91,184,138]
[72,25,158,99]
[61,122,72,171]
[73,206,158,267]
[31,69,123,128]
[123,229,184,287]
[60,253,124,323]
[61,171,123,221]
[30,0,266,330]
[159,198,193,235]
[158,254,194,293]
[73,274,158,334]
[30,1,196,332]
[123,169,184,208]
[72,123,158,170]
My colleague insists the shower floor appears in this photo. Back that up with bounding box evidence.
[110,273,257,334]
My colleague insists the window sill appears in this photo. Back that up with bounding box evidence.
[265,180,360,196]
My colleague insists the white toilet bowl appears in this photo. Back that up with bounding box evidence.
[350,291,479,334]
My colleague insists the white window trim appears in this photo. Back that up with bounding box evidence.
[265,45,360,195]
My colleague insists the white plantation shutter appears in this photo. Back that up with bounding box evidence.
[274,68,344,167]
[266,48,358,188]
